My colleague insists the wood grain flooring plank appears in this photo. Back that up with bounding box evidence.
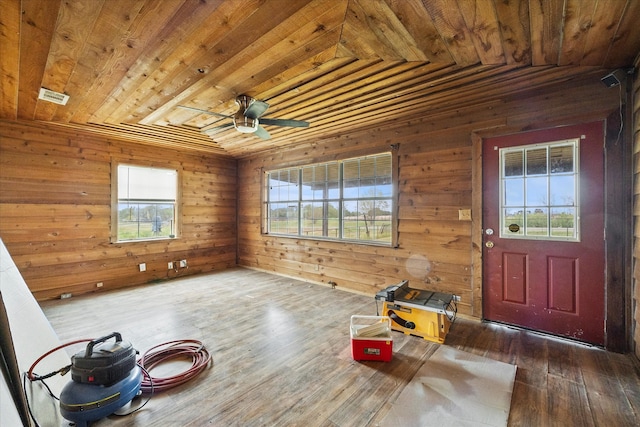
[546,373,594,427]
[507,380,548,427]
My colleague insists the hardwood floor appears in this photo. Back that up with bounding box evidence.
[39,268,640,426]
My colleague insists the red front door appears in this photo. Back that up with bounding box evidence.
[482,122,605,345]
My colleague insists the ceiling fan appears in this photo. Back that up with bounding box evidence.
[178,95,309,140]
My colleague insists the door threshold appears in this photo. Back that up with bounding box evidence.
[482,319,603,350]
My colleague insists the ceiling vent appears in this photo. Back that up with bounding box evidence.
[38,88,70,105]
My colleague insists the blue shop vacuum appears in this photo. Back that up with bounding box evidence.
[59,332,142,427]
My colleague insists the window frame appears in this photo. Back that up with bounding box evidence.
[498,139,580,242]
[111,162,181,243]
[262,151,398,247]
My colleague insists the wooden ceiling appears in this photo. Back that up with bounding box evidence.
[1,0,639,158]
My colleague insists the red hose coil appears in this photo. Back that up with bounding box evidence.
[137,339,211,394]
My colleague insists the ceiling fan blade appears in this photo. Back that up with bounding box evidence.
[259,117,309,128]
[202,122,234,134]
[177,105,232,119]
[244,100,269,119]
[254,126,271,140]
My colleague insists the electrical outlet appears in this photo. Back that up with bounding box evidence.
[96,282,103,288]
[179,260,187,268]
[453,295,461,302]
[168,261,174,269]
[60,293,72,299]
[139,263,146,272]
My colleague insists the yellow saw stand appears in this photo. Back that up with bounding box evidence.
[375,280,457,343]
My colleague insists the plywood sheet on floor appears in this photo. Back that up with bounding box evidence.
[381,345,517,427]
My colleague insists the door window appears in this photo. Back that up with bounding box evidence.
[500,139,579,241]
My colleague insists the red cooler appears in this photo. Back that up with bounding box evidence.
[350,315,393,362]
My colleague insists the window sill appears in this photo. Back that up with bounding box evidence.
[263,232,393,248]
[113,236,177,244]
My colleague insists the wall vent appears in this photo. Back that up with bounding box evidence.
[38,88,70,105]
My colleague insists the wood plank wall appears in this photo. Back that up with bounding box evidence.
[237,75,623,322]
[0,73,635,351]
[0,120,237,300]
[634,56,640,358]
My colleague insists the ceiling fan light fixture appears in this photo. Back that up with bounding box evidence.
[233,113,258,133]
[180,95,306,140]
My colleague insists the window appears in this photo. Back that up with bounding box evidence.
[264,152,396,245]
[500,139,579,241]
[115,164,178,242]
